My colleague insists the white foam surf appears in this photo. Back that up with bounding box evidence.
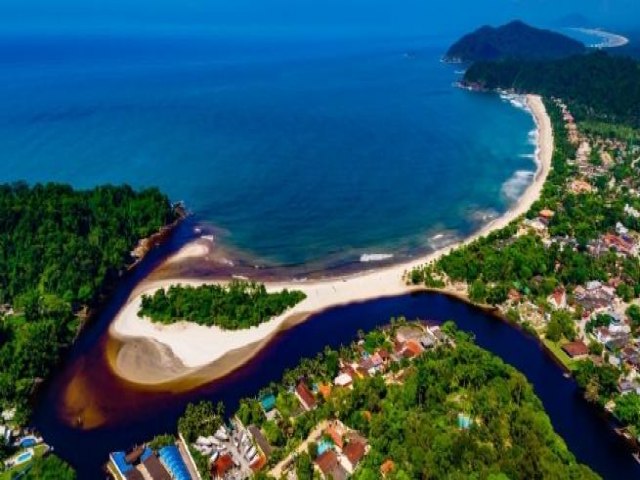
[360,253,394,263]
[501,170,535,202]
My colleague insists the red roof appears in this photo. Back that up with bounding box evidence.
[562,341,589,358]
[315,450,339,475]
[296,381,317,410]
[343,440,366,467]
[325,424,345,449]
[212,454,234,477]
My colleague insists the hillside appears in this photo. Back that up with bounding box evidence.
[445,20,586,62]
[463,51,640,127]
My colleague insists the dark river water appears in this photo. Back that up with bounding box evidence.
[30,223,640,480]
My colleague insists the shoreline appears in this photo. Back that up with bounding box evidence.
[108,94,554,386]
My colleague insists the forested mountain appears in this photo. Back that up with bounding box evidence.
[445,20,586,62]
[0,182,176,420]
[463,52,640,127]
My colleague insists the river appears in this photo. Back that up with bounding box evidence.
[29,223,640,479]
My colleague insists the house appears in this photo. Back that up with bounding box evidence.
[325,421,347,449]
[570,180,593,194]
[334,372,353,388]
[539,209,555,225]
[419,334,436,349]
[616,222,629,236]
[341,439,368,474]
[618,380,640,396]
[402,340,424,358]
[603,233,635,256]
[141,455,171,480]
[395,326,424,343]
[211,454,234,479]
[595,327,612,344]
[315,450,348,480]
[248,425,273,460]
[295,381,317,411]
[547,288,567,310]
[561,341,589,359]
[370,352,384,370]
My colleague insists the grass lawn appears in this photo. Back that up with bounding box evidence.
[0,444,49,480]
[543,339,577,372]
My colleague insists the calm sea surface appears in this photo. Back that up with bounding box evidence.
[0,32,536,267]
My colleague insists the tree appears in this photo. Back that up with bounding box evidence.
[627,304,640,332]
[178,401,224,443]
[295,453,314,480]
[614,393,640,428]
[469,279,487,303]
[24,454,76,480]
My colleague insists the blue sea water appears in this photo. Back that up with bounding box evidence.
[0,32,536,267]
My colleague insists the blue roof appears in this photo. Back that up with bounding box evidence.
[260,394,276,411]
[111,451,132,474]
[159,445,192,480]
[140,447,153,462]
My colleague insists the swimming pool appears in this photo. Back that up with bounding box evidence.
[317,440,333,456]
[15,449,33,465]
[19,436,37,448]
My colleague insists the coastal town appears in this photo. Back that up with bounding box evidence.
[411,97,640,451]
[105,321,451,480]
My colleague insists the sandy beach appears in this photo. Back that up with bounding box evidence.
[109,94,554,386]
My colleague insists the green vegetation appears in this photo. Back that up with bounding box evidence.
[138,281,306,330]
[178,401,225,478]
[614,393,640,434]
[575,361,620,406]
[0,451,74,480]
[445,20,585,62]
[148,434,175,451]
[0,182,176,422]
[22,454,75,480]
[464,52,640,127]
[191,322,598,479]
[543,339,577,372]
[178,400,225,444]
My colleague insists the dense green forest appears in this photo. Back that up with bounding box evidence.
[463,52,640,127]
[0,182,176,423]
[138,281,306,330]
[445,20,585,62]
[180,323,598,479]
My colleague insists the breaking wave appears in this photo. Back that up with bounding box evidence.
[501,170,535,202]
[360,253,394,263]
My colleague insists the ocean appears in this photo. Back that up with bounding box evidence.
[0,31,536,268]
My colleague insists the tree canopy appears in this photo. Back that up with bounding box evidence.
[138,281,306,330]
[0,182,176,420]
